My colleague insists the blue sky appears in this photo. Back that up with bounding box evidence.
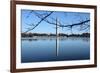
[21,9,90,34]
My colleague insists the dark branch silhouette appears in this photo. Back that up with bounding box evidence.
[25,11,53,33]
[25,11,90,33]
[33,11,90,27]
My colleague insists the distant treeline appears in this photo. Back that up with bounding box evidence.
[21,33,90,37]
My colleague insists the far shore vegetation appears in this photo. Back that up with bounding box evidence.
[21,33,90,38]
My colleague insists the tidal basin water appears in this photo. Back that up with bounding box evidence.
[21,37,90,63]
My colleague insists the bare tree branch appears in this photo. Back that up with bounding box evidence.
[24,11,53,33]
[25,11,90,33]
[33,11,90,28]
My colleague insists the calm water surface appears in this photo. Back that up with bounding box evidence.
[21,37,90,63]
